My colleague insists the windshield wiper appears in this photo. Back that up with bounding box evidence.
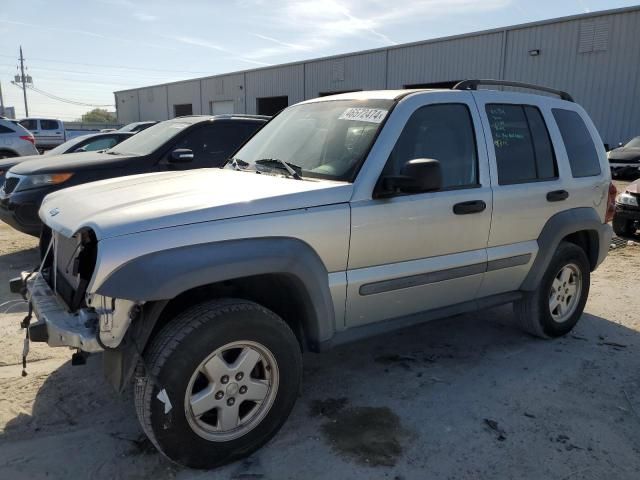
[255,158,303,180]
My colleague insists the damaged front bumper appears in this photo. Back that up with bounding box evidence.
[14,271,103,353]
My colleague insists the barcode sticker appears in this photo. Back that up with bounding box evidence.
[338,108,388,124]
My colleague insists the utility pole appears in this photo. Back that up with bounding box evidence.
[19,46,29,117]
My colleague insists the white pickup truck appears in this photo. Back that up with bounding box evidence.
[18,118,99,151]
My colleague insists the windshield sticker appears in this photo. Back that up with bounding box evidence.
[338,108,388,124]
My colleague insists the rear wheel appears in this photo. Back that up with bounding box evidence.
[514,242,590,338]
[0,150,17,160]
[134,299,302,469]
[612,215,634,236]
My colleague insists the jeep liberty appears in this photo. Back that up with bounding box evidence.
[12,80,615,468]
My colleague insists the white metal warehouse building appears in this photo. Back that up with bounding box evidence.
[114,5,640,147]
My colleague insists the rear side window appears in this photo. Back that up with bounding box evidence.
[486,104,557,185]
[40,120,59,130]
[552,109,601,177]
[0,124,14,134]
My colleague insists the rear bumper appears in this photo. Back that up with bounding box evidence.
[22,271,103,353]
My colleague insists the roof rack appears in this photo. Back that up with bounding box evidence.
[452,79,574,102]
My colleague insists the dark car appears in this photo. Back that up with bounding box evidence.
[612,179,640,236]
[118,121,158,133]
[608,136,640,178]
[0,115,268,236]
[0,131,135,186]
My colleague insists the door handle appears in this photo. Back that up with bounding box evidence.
[453,200,487,215]
[546,190,569,202]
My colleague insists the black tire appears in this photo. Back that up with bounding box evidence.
[612,215,634,237]
[135,299,302,469]
[0,150,17,160]
[514,241,590,338]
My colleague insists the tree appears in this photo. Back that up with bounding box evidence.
[80,108,117,123]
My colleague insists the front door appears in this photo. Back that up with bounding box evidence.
[346,92,493,327]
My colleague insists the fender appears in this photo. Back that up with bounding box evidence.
[96,236,337,347]
[520,207,611,291]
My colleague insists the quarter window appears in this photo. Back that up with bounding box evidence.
[552,109,601,178]
[383,103,478,189]
[486,104,557,185]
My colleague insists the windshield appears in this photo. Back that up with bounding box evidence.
[625,137,640,148]
[108,120,190,156]
[230,99,394,181]
[46,135,91,155]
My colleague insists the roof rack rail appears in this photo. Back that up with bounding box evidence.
[452,79,574,102]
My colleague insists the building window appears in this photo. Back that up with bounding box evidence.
[174,104,193,117]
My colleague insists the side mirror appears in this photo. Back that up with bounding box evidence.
[380,158,442,196]
[170,148,194,163]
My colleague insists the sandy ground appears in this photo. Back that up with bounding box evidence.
[1,198,640,479]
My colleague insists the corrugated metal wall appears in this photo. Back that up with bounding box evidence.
[167,80,202,116]
[387,32,504,88]
[504,8,640,145]
[115,7,639,144]
[305,51,387,97]
[138,86,169,121]
[245,64,304,114]
[201,73,246,115]
[115,90,139,124]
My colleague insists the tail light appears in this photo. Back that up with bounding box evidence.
[20,135,35,145]
[605,182,617,223]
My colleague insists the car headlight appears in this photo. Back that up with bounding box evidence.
[616,193,639,207]
[14,173,74,192]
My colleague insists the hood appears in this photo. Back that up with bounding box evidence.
[0,153,42,172]
[625,179,640,195]
[40,168,353,239]
[10,151,139,175]
[608,148,640,161]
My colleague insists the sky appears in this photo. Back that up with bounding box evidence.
[0,0,637,121]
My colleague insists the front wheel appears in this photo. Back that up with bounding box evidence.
[134,299,302,469]
[514,242,590,338]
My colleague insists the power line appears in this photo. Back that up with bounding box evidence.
[0,53,212,75]
[11,81,114,107]
[0,63,182,81]
[28,85,114,107]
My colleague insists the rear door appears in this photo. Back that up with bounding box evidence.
[346,91,493,327]
[473,91,569,297]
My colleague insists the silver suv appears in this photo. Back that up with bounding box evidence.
[12,80,615,469]
[0,117,38,160]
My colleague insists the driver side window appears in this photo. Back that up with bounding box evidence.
[383,103,478,189]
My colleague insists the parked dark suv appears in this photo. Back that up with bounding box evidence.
[0,115,268,236]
